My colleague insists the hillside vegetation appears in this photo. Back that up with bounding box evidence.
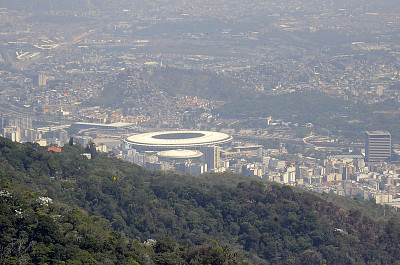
[0,174,246,264]
[1,137,400,264]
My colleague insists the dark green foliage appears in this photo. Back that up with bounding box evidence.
[85,141,97,158]
[0,178,247,265]
[69,137,74,146]
[0,179,143,264]
[153,238,246,265]
[2,137,400,264]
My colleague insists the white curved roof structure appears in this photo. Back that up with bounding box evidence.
[157,149,203,159]
[125,130,233,150]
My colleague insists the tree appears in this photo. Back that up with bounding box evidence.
[69,137,74,146]
[85,141,97,158]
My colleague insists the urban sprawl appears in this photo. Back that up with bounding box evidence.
[1,1,400,207]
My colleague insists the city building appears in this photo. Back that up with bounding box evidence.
[3,126,21,142]
[185,162,208,175]
[0,116,32,131]
[38,73,46,87]
[201,145,221,171]
[365,131,391,163]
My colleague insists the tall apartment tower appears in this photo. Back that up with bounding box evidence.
[38,73,46,87]
[201,145,221,171]
[365,131,391,163]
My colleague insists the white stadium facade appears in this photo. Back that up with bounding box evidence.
[157,149,203,160]
[124,130,233,151]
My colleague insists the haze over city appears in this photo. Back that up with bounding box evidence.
[1,1,400,264]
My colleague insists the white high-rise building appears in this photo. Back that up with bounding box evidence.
[39,73,47,87]
[24,129,37,142]
[3,126,21,142]
[201,145,221,171]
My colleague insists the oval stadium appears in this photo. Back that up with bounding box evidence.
[157,149,203,160]
[125,130,233,151]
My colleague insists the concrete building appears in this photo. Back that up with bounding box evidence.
[185,162,207,175]
[23,129,37,142]
[269,158,285,171]
[75,136,92,147]
[365,131,391,163]
[3,126,21,142]
[201,145,221,170]
[38,73,46,87]
[0,116,32,131]
[54,129,68,145]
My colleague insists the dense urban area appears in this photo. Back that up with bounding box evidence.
[1,0,400,208]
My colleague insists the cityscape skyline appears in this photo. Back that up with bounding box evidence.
[1,0,400,207]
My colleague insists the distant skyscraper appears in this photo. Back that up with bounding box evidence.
[365,131,391,163]
[0,117,4,130]
[38,73,46,87]
[24,129,37,142]
[55,129,68,145]
[201,145,221,171]
[3,126,21,142]
[2,116,32,130]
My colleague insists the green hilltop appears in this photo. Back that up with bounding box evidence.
[1,137,400,264]
[0,174,246,264]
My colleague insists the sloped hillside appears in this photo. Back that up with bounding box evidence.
[1,137,400,264]
[0,178,248,265]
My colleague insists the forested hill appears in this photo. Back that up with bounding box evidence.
[2,137,400,264]
[0,173,247,264]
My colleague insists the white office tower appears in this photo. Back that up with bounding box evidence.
[19,117,32,131]
[38,73,47,87]
[0,116,32,131]
[201,145,221,171]
[55,129,68,145]
[121,149,138,163]
[282,172,289,184]
[24,129,37,142]
[222,159,230,169]
[185,162,207,175]
[285,166,296,183]
[269,158,285,171]
[96,144,107,153]
[75,136,92,147]
[3,126,21,142]
[262,156,271,166]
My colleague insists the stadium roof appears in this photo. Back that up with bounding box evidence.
[157,149,203,159]
[125,130,233,150]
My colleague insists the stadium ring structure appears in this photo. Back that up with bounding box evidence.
[125,130,233,151]
[157,149,203,160]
